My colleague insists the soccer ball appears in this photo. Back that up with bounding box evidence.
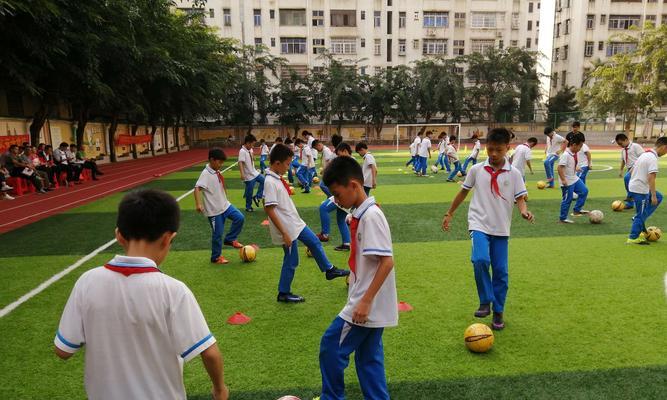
[464,323,494,353]
[646,226,662,242]
[289,186,295,192]
[536,180,546,190]
[313,176,320,184]
[589,210,604,224]
[611,200,625,211]
[431,165,439,174]
[457,171,463,177]
[277,396,301,400]
[306,247,313,257]
[239,245,256,262]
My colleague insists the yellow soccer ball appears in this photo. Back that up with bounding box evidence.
[464,323,494,353]
[313,176,320,184]
[536,180,546,190]
[239,245,256,262]
[646,226,662,242]
[611,200,625,212]
[457,171,463,177]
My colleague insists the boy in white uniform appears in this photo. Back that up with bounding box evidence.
[238,134,264,212]
[410,132,424,172]
[557,133,589,223]
[510,137,537,179]
[434,133,451,172]
[295,138,315,193]
[626,137,667,244]
[195,148,245,265]
[615,133,645,209]
[355,142,377,195]
[446,136,464,182]
[259,139,269,174]
[461,133,481,175]
[264,144,350,303]
[417,131,432,176]
[54,189,228,400]
[319,156,397,400]
[318,142,353,251]
[406,139,418,170]
[442,128,533,330]
[543,127,566,188]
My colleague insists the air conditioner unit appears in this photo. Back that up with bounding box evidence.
[426,28,436,36]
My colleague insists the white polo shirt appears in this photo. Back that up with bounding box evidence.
[629,149,659,194]
[362,152,376,188]
[263,169,307,244]
[622,142,644,170]
[409,142,417,156]
[576,143,591,168]
[238,146,259,181]
[54,255,215,400]
[307,136,315,147]
[340,197,398,328]
[470,140,481,159]
[418,137,431,157]
[438,139,446,154]
[54,148,68,164]
[321,146,335,168]
[260,144,269,156]
[446,144,459,162]
[195,164,231,217]
[412,137,421,156]
[558,149,580,187]
[511,143,532,176]
[461,160,527,237]
[546,134,566,156]
[299,145,315,168]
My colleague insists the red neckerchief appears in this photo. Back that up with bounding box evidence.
[568,150,578,166]
[623,145,630,164]
[104,263,161,277]
[483,165,508,200]
[280,176,293,195]
[216,170,225,190]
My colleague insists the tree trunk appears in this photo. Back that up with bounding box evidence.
[130,124,139,159]
[173,116,181,151]
[150,124,157,156]
[108,113,119,163]
[29,103,50,145]
[162,122,170,154]
[75,106,90,149]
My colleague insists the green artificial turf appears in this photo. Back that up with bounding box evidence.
[1,149,666,399]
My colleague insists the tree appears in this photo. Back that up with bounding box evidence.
[359,69,394,140]
[413,58,464,123]
[273,70,312,136]
[546,86,579,128]
[312,55,363,135]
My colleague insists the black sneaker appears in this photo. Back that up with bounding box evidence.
[245,208,254,213]
[252,196,261,207]
[277,292,305,303]
[334,244,350,252]
[474,304,491,318]
[325,266,350,280]
[491,312,505,330]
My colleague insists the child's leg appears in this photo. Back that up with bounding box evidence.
[319,199,337,235]
[572,180,589,212]
[222,205,245,242]
[489,236,509,313]
[335,208,351,244]
[624,171,633,207]
[310,167,317,182]
[299,226,332,272]
[364,186,371,196]
[644,191,663,220]
[470,231,494,306]
[278,239,299,293]
[577,166,589,183]
[254,174,265,199]
[444,155,451,172]
[414,156,421,173]
[320,182,332,197]
[354,327,389,400]
[420,156,427,175]
[243,180,253,209]
[406,156,414,167]
[448,162,460,180]
[628,193,647,239]
[461,156,472,172]
[208,214,225,261]
[296,166,309,189]
[287,167,294,183]
[544,155,555,187]
[559,185,574,220]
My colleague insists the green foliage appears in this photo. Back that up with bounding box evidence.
[547,86,580,128]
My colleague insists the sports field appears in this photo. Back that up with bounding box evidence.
[1,148,666,399]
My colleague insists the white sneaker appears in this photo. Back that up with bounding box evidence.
[1,183,12,191]
[2,193,14,200]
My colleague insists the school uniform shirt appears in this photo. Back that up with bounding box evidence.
[409,142,417,156]
[557,149,580,187]
[260,144,269,156]
[437,140,446,154]
[418,137,431,157]
[263,169,307,244]
[300,145,315,168]
[238,146,259,181]
[362,152,376,188]
[446,144,459,162]
[195,164,231,217]
[340,197,398,328]
[629,150,659,194]
[462,160,527,237]
[511,143,532,176]
[412,137,421,156]
[622,142,644,170]
[577,143,591,169]
[307,136,315,148]
[321,146,335,168]
[54,255,215,400]
[53,148,68,164]
[546,134,566,156]
[470,140,481,159]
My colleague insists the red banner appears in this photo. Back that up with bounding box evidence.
[0,134,30,153]
[115,134,152,145]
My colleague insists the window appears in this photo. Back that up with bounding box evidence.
[606,42,637,56]
[254,9,261,26]
[223,8,231,26]
[527,21,532,31]
[398,39,406,55]
[454,66,464,75]
[331,10,356,27]
[280,37,306,54]
[609,15,640,29]
[598,41,604,51]
[584,41,594,57]
[423,11,449,27]
[454,12,466,28]
[562,71,567,87]
[499,39,504,49]
[663,15,667,25]
[313,38,325,54]
[512,12,519,29]
[387,0,392,5]
[552,72,558,88]
[374,11,381,27]
[361,10,365,20]
[271,37,276,47]
[330,38,356,54]
[645,15,656,25]
[600,14,606,24]
[471,39,495,53]
[553,47,559,61]
[563,44,568,59]
[361,38,366,48]
[399,12,406,27]
[209,8,215,18]
[511,40,518,47]
[360,66,367,75]
[374,39,381,55]
[471,12,500,28]
[556,22,561,37]
[387,11,393,34]
[422,39,447,55]
[280,9,306,26]
[387,38,392,62]
[529,2,534,12]
[526,38,532,48]
[413,39,420,49]
[535,37,539,46]
[565,19,570,34]
[312,10,324,26]
[453,40,465,55]
[254,38,263,47]
[586,15,594,29]
[374,66,383,75]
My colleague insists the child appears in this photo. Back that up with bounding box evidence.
[461,133,481,175]
[259,139,269,174]
[296,138,315,193]
[615,133,644,209]
[195,148,246,264]
[319,156,397,400]
[543,127,566,188]
[284,137,297,183]
[54,189,228,400]
[355,142,376,195]
[442,128,533,330]
[417,131,432,176]
[406,138,418,169]
[446,136,463,182]
[269,137,283,155]
[238,134,265,212]
[313,137,339,196]
[263,144,350,303]
[626,137,667,245]
[317,142,353,251]
[510,137,537,179]
[557,133,589,223]
[435,133,451,172]
[412,131,424,172]
[576,136,591,183]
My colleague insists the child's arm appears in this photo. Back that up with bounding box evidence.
[527,160,534,174]
[558,141,566,154]
[649,173,658,205]
[238,161,246,181]
[586,150,592,167]
[371,164,377,188]
[516,196,534,222]
[194,187,205,213]
[619,159,626,177]
[200,344,229,400]
[557,164,567,186]
[352,255,394,325]
[441,188,470,231]
[54,346,74,360]
[264,205,292,247]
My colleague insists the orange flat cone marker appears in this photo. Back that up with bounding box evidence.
[261,219,269,226]
[398,301,413,312]
[227,312,251,325]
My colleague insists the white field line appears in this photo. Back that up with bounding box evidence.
[0,162,238,318]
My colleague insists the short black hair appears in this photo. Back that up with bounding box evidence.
[311,139,321,148]
[59,142,69,147]
[45,145,52,150]
[331,134,343,148]
[275,137,283,143]
[284,138,293,145]
[244,134,256,144]
[425,131,432,136]
[294,138,304,145]
[208,147,227,161]
[323,156,363,188]
[566,131,585,144]
[355,142,368,152]
[259,138,265,143]
[269,143,294,163]
[449,135,457,142]
[9,144,17,151]
[572,121,581,128]
[335,142,352,154]
[487,128,511,144]
[544,127,554,135]
[301,130,312,137]
[527,137,538,145]
[615,133,629,142]
[568,132,585,146]
[117,189,180,242]
[417,131,424,136]
[655,137,667,147]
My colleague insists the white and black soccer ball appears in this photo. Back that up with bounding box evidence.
[430,165,438,174]
[589,210,604,224]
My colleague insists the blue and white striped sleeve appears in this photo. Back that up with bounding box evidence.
[54,280,85,354]
[172,285,217,362]
[461,166,476,190]
[360,210,393,257]
[514,170,528,199]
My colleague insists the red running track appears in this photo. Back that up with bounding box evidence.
[0,149,209,234]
